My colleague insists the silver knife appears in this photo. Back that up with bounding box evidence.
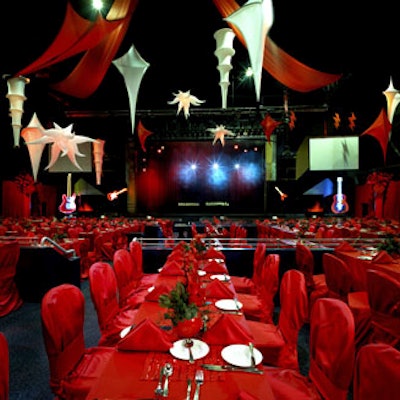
[186,378,192,400]
[201,364,264,374]
[248,342,256,368]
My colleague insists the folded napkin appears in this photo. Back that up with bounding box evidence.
[145,284,171,302]
[202,314,253,345]
[335,241,357,252]
[372,250,394,264]
[203,247,225,260]
[203,259,228,274]
[117,318,173,352]
[205,279,235,299]
[159,259,185,276]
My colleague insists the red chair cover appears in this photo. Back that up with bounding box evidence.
[353,343,400,400]
[366,268,400,348]
[237,253,279,323]
[322,253,371,349]
[0,241,23,317]
[265,298,355,400]
[247,269,308,369]
[89,262,138,346]
[309,298,355,400]
[230,242,266,294]
[113,249,150,309]
[41,284,114,399]
[0,332,9,400]
[129,240,158,287]
[323,253,354,301]
[295,242,328,316]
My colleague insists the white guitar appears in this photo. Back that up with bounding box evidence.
[331,177,349,214]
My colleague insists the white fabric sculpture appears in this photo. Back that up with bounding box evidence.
[24,121,97,171]
[167,90,205,118]
[21,113,46,182]
[4,75,30,147]
[224,0,274,103]
[383,77,400,141]
[214,28,236,109]
[207,124,235,146]
[112,45,150,134]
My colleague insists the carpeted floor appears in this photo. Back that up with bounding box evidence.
[0,280,311,400]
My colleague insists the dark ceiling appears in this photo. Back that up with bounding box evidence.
[0,0,398,188]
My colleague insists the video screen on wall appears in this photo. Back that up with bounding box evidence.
[309,136,359,171]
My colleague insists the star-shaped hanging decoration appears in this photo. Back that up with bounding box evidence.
[25,122,97,170]
[260,113,282,142]
[167,90,205,119]
[207,124,235,146]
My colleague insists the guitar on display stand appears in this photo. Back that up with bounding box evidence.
[107,187,128,201]
[331,176,349,214]
[58,173,77,214]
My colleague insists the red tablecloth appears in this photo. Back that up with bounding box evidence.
[86,270,276,399]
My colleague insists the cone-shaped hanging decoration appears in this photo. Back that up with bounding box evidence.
[383,77,400,142]
[112,45,150,134]
[92,139,105,185]
[224,0,274,103]
[4,75,30,147]
[21,113,46,182]
[214,28,236,109]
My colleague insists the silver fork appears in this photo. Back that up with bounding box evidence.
[193,369,204,400]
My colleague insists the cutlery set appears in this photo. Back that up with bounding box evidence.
[155,343,261,398]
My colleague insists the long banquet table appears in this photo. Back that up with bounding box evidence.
[86,258,276,399]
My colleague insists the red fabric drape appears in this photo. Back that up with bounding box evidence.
[51,0,138,98]
[212,0,342,92]
[360,108,392,163]
[15,3,123,77]
[0,242,23,317]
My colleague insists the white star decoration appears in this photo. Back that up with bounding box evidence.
[25,122,97,170]
[207,125,235,146]
[167,90,205,118]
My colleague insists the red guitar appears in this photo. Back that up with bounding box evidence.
[331,176,349,214]
[107,188,128,201]
[59,173,76,214]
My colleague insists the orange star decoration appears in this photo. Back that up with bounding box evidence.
[260,113,282,142]
[348,112,356,131]
[137,120,153,152]
[333,112,341,129]
[288,111,296,130]
[207,125,235,146]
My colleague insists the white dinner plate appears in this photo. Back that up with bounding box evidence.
[357,255,373,261]
[210,274,230,282]
[215,299,243,311]
[221,344,263,367]
[169,339,210,361]
[197,270,206,276]
[365,246,378,251]
[208,258,224,263]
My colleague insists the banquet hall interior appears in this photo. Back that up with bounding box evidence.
[0,1,399,399]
